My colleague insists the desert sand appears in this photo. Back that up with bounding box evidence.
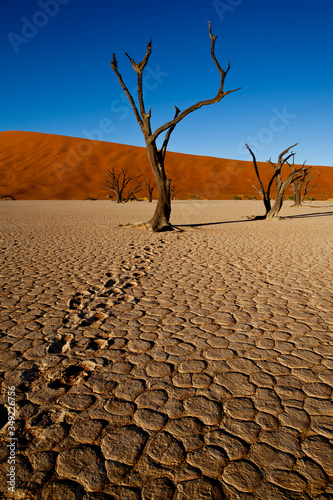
[1,131,333,201]
[0,199,332,499]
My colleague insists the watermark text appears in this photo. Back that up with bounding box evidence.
[6,386,17,494]
[7,0,71,54]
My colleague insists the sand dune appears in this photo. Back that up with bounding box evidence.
[0,130,332,200]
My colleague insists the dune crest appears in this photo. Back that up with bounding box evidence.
[0,131,332,200]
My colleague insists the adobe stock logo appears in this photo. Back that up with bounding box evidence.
[237,107,297,156]
[7,0,71,54]
[213,0,244,21]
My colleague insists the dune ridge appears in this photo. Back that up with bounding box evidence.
[0,130,332,200]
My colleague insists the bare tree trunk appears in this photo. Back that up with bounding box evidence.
[149,178,171,230]
[266,169,283,218]
[290,165,321,205]
[289,158,307,207]
[267,191,284,218]
[293,183,302,207]
[267,170,308,218]
[144,144,172,230]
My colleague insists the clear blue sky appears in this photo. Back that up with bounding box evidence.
[1,0,333,166]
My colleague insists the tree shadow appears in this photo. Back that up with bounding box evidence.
[285,211,333,220]
[177,210,333,228]
[177,218,260,228]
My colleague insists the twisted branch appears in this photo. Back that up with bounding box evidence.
[111,54,143,128]
[146,21,240,145]
[125,41,152,121]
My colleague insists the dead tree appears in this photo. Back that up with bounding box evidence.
[290,160,321,206]
[144,178,155,202]
[103,168,142,203]
[291,167,305,206]
[171,184,180,200]
[111,22,240,231]
[246,144,309,219]
[289,156,307,206]
[268,146,309,217]
[301,170,321,202]
[126,182,143,202]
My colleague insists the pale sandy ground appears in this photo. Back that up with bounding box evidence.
[0,200,332,499]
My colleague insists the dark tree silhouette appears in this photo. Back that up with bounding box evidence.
[300,169,321,203]
[110,22,240,231]
[144,178,155,202]
[290,159,321,206]
[290,160,306,207]
[171,184,180,200]
[103,168,142,203]
[246,144,309,219]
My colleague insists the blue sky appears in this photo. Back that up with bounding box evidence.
[1,0,333,166]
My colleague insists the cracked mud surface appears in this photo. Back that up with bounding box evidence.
[0,200,332,499]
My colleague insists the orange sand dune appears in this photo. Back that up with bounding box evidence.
[0,131,332,200]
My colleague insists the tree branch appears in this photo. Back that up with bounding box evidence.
[278,143,298,166]
[268,159,278,172]
[111,54,143,128]
[302,170,321,201]
[104,168,143,202]
[267,168,279,201]
[252,184,263,196]
[125,41,152,122]
[160,106,181,161]
[125,40,152,73]
[281,167,309,193]
[125,178,143,202]
[147,22,240,145]
[246,144,266,199]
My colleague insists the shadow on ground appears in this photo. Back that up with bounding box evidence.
[178,210,333,228]
[286,211,333,219]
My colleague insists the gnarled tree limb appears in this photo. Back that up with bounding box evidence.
[111,54,143,129]
[147,22,241,145]
[246,144,270,211]
[125,41,152,125]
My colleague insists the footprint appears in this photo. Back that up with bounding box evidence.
[68,293,84,310]
[62,365,85,383]
[48,335,70,354]
[104,278,116,288]
[65,264,148,331]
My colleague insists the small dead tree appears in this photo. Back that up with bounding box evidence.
[144,178,155,202]
[290,161,306,207]
[103,168,142,203]
[111,22,240,231]
[301,170,321,202]
[171,184,180,200]
[290,159,321,206]
[126,182,143,202]
[288,155,308,206]
[246,144,309,219]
